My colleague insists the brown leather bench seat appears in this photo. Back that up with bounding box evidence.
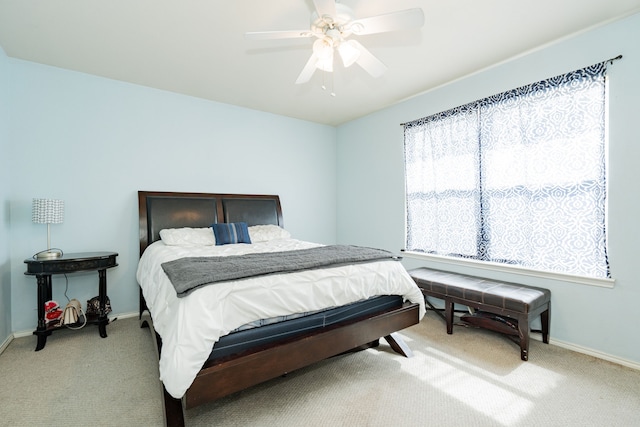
[409,267,551,361]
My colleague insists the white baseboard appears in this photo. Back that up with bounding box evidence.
[113,311,140,320]
[0,334,13,355]
[11,311,140,339]
[13,329,34,338]
[546,337,640,371]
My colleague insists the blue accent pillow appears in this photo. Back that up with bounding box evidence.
[211,222,252,245]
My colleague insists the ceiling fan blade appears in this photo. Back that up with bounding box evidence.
[295,54,319,84]
[350,40,388,78]
[312,0,337,22]
[349,8,425,35]
[245,30,314,40]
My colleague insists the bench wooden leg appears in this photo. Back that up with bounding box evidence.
[540,308,550,344]
[517,314,530,361]
[445,299,454,334]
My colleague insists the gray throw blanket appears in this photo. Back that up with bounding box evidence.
[161,245,401,297]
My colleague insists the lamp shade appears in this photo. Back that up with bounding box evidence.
[337,40,361,68]
[32,199,64,224]
[313,38,334,72]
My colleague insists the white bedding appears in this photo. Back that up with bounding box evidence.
[136,238,426,399]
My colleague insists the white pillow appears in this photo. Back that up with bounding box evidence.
[248,224,291,242]
[159,227,216,246]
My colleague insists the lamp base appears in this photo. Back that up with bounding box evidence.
[36,249,63,259]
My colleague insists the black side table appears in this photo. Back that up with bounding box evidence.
[24,251,118,351]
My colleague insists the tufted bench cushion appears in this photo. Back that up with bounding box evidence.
[409,267,551,361]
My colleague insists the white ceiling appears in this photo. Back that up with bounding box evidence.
[1,0,639,126]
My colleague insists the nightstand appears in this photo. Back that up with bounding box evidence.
[24,251,118,351]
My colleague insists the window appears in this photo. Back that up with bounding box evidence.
[403,62,610,279]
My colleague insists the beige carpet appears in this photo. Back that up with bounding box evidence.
[1,311,639,427]
[0,316,163,427]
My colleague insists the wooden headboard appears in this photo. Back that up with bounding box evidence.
[137,191,283,256]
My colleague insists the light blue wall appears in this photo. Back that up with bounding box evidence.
[337,13,640,365]
[7,59,336,333]
[0,46,11,345]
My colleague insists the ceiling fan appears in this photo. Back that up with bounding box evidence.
[245,0,425,85]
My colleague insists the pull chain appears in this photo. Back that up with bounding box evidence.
[321,71,336,97]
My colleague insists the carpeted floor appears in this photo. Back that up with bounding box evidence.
[0,316,163,426]
[1,311,639,427]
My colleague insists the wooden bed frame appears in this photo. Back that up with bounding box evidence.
[137,191,421,426]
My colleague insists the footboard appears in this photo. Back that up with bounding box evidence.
[187,301,419,407]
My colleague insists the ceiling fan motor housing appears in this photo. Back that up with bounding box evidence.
[310,3,356,40]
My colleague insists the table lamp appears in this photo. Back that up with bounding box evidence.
[32,198,64,259]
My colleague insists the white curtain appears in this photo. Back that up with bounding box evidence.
[404,62,610,278]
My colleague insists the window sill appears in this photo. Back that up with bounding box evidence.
[402,251,615,289]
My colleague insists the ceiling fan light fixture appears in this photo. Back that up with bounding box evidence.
[337,40,361,68]
[313,38,333,56]
[313,38,334,72]
[315,55,334,72]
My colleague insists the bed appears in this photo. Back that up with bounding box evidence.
[136,191,425,426]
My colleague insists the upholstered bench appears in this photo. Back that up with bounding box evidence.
[409,267,551,361]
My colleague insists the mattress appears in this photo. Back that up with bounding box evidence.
[208,295,403,360]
